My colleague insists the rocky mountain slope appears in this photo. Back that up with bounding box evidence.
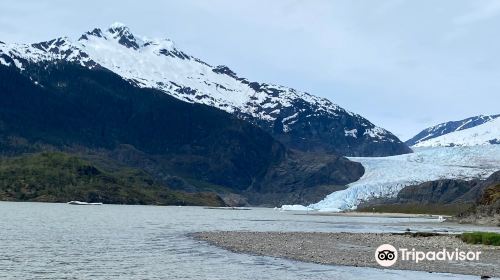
[395,178,483,204]
[455,171,500,225]
[407,114,500,147]
[0,23,410,156]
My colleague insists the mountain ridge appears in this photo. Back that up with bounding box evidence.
[411,115,500,148]
[407,114,500,147]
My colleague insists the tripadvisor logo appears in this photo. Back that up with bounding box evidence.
[375,244,481,267]
[375,244,398,267]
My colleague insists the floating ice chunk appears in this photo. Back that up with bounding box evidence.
[280,205,312,211]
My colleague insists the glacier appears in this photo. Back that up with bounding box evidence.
[282,145,500,212]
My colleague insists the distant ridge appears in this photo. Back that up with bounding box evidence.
[407,114,500,147]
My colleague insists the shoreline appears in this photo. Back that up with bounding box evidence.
[193,231,500,277]
[290,210,450,218]
[286,209,499,227]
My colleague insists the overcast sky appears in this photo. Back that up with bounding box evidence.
[1,0,499,140]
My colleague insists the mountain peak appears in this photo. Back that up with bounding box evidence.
[78,28,104,41]
[107,22,132,37]
[31,36,72,52]
[109,22,128,31]
[79,23,176,51]
[106,22,140,49]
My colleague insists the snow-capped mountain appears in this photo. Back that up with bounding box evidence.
[0,23,411,156]
[413,116,500,147]
[406,114,500,146]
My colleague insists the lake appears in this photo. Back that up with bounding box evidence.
[0,202,496,279]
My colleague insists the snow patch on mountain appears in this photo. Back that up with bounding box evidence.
[364,127,394,142]
[345,129,358,138]
[0,57,9,66]
[281,145,500,212]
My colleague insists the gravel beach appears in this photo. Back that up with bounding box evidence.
[193,231,500,277]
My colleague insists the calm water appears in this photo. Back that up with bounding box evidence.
[0,202,497,279]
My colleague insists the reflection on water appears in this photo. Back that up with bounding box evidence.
[0,202,495,279]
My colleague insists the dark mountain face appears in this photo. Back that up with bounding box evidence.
[0,62,282,190]
[0,62,364,205]
[396,179,482,204]
[257,106,412,157]
[406,114,500,146]
[395,171,498,205]
[454,171,499,225]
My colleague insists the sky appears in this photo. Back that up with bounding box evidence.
[0,0,499,140]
